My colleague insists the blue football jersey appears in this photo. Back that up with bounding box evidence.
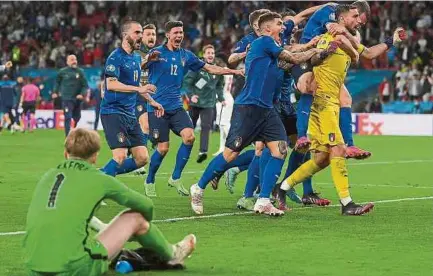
[300,4,337,44]
[276,19,296,103]
[100,48,141,117]
[233,32,258,54]
[235,36,283,108]
[147,45,205,111]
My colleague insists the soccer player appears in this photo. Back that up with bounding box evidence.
[292,0,372,159]
[20,78,41,133]
[190,12,322,216]
[144,21,243,197]
[279,4,377,215]
[100,21,163,178]
[52,55,89,136]
[184,44,226,164]
[23,128,196,275]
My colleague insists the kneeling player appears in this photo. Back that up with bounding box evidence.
[23,128,196,275]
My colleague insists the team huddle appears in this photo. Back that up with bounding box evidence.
[24,1,407,275]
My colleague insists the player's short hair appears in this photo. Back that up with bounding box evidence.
[65,128,101,160]
[202,44,215,53]
[352,0,371,21]
[143,24,156,30]
[121,20,141,35]
[258,12,282,29]
[335,4,357,19]
[165,21,183,33]
[249,9,271,27]
[281,9,296,18]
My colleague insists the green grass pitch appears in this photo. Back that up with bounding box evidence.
[0,130,432,276]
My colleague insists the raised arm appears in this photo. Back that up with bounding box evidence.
[291,4,327,25]
[203,63,244,76]
[335,35,359,63]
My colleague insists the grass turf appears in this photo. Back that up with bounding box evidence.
[0,130,432,275]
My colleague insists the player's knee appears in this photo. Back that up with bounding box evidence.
[157,144,169,156]
[113,152,127,165]
[330,145,346,158]
[123,211,149,235]
[314,152,330,168]
[276,140,288,158]
[134,153,149,167]
[183,132,195,145]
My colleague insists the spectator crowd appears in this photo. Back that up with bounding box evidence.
[0,1,432,114]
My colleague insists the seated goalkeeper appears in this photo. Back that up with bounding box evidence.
[23,128,196,275]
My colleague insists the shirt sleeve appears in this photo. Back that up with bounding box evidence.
[103,175,154,221]
[182,71,198,97]
[186,50,205,72]
[263,36,284,58]
[53,70,62,94]
[104,55,121,79]
[233,37,249,54]
[79,70,89,95]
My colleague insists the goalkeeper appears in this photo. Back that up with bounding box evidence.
[23,128,196,275]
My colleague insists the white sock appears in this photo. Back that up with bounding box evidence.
[280,180,291,191]
[341,196,353,206]
[89,216,107,232]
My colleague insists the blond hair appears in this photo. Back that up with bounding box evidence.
[65,128,101,160]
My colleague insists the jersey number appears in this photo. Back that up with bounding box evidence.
[134,70,139,82]
[48,173,65,208]
[170,64,178,76]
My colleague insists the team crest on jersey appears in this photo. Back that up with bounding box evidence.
[137,105,143,112]
[152,129,160,140]
[234,136,243,149]
[181,57,186,67]
[107,64,116,72]
[76,73,80,79]
[329,133,336,142]
[117,132,126,143]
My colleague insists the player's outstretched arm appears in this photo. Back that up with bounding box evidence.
[228,52,247,68]
[285,36,321,52]
[359,28,407,60]
[203,63,244,76]
[291,3,327,25]
[278,48,321,65]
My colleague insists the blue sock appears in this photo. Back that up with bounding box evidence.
[296,94,313,138]
[101,159,120,177]
[259,148,272,189]
[244,155,260,198]
[340,107,354,147]
[116,158,139,175]
[172,143,193,180]
[284,151,313,195]
[229,149,254,169]
[237,164,250,172]
[146,150,165,184]
[259,156,285,198]
[198,153,228,189]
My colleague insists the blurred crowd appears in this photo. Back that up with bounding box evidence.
[0,1,432,113]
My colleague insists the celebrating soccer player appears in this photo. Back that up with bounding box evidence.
[143,20,243,197]
[99,21,163,178]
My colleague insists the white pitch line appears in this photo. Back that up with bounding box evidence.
[316,182,432,189]
[118,159,433,178]
[1,196,432,237]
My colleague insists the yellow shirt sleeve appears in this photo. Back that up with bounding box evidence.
[357,44,365,54]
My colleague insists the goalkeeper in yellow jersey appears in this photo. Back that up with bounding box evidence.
[278,4,375,215]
